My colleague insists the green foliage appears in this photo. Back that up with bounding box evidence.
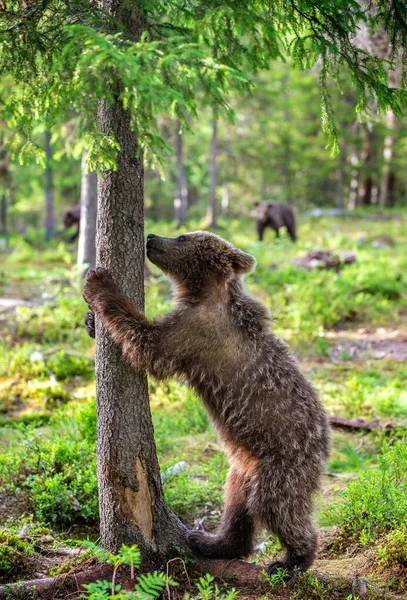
[331,438,407,547]
[82,543,178,600]
[185,574,239,600]
[14,295,91,344]
[0,402,99,526]
[1,0,407,167]
[264,567,289,589]
[319,364,407,419]
[0,529,37,580]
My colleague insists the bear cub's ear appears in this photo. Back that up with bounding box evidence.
[229,248,256,275]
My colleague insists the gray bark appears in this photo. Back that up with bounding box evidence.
[208,115,218,228]
[174,119,188,226]
[221,182,229,218]
[44,130,55,241]
[336,148,346,210]
[96,1,185,565]
[0,194,6,235]
[348,149,360,209]
[77,150,97,269]
[379,110,396,207]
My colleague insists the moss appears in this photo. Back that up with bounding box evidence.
[0,529,37,582]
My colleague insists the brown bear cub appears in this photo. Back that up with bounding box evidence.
[83,231,330,576]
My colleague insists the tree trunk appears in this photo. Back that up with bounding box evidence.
[0,194,6,235]
[336,147,346,210]
[44,129,55,241]
[174,119,188,227]
[208,115,218,228]
[380,110,396,207]
[96,1,185,565]
[77,150,97,270]
[348,149,359,209]
[358,128,375,206]
[221,182,229,218]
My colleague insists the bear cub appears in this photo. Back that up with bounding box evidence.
[83,231,330,575]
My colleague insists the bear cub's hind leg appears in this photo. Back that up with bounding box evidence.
[187,467,255,559]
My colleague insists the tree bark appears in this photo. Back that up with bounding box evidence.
[348,149,359,209]
[0,194,6,235]
[208,115,218,228]
[96,1,185,565]
[77,149,97,270]
[174,119,188,227]
[379,110,396,207]
[44,129,55,241]
[336,147,346,210]
[221,182,229,218]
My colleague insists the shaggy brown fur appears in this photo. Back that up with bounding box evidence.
[255,201,296,242]
[83,231,330,576]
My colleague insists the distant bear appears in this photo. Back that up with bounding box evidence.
[63,205,81,242]
[255,201,296,242]
[83,231,330,576]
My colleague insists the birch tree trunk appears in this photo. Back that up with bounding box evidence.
[208,115,218,228]
[336,147,346,210]
[44,130,55,241]
[174,119,188,227]
[96,0,185,564]
[380,110,396,207]
[348,149,360,209]
[77,150,97,270]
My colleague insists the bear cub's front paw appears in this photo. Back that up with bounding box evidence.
[83,267,116,309]
[85,311,95,338]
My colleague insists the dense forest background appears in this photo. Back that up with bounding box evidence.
[1,2,407,597]
[1,59,406,236]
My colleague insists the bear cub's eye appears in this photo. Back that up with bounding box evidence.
[178,235,186,242]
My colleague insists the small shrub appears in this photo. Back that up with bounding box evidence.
[0,404,99,527]
[330,438,407,547]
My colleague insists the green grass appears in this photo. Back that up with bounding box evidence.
[0,211,406,592]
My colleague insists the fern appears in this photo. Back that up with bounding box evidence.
[81,543,178,600]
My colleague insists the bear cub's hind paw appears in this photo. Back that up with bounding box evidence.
[187,530,244,560]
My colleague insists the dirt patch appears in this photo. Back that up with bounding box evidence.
[329,338,407,361]
[326,325,407,361]
[0,298,42,314]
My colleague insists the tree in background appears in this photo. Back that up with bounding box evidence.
[44,130,55,241]
[174,120,188,227]
[208,113,218,228]
[77,150,97,270]
[2,0,407,569]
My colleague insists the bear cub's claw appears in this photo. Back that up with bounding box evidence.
[85,311,95,338]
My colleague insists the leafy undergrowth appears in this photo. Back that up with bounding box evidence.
[0,212,406,597]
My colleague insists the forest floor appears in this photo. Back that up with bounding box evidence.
[0,212,406,599]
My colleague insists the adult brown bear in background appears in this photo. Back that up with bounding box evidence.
[83,231,330,576]
[255,201,297,242]
[63,204,81,242]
